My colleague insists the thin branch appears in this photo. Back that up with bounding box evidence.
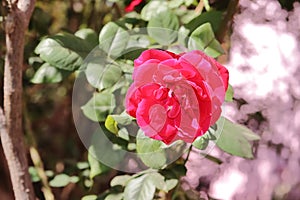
[184,145,193,165]
[195,0,204,14]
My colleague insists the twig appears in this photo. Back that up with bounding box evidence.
[195,0,204,14]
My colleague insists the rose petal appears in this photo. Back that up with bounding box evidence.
[134,49,175,67]
[188,50,229,90]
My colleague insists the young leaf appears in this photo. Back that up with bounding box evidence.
[105,115,119,134]
[147,9,179,46]
[215,117,260,158]
[188,23,224,58]
[99,22,130,57]
[105,112,133,135]
[81,92,116,122]
[35,33,93,71]
[123,174,156,200]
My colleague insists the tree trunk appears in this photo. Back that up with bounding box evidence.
[0,0,35,199]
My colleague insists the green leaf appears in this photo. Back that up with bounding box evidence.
[123,174,156,200]
[105,193,123,200]
[45,170,54,177]
[28,166,41,183]
[179,10,200,24]
[122,48,147,60]
[119,128,130,141]
[88,142,111,179]
[148,172,177,192]
[28,56,43,70]
[192,136,209,150]
[81,195,98,200]
[30,63,69,83]
[185,11,223,33]
[69,176,79,183]
[147,9,179,46]
[109,112,134,125]
[110,175,132,187]
[105,112,133,135]
[178,26,190,47]
[141,1,168,21]
[188,23,224,58]
[136,130,167,169]
[215,117,260,158]
[35,33,93,71]
[89,128,126,173]
[203,0,211,11]
[225,84,234,102]
[81,92,116,122]
[49,174,71,187]
[206,127,217,140]
[184,0,195,6]
[165,179,178,191]
[99,22,130,57]
[85,60,123,90]
[148,172,165,190]
[168,0,184,8]
[105,115,119,134]
[75,28,99,46]
[126,34,151,49]
[127,142,136,150]
[161,164,187,179]
[192,126,217,150]
[76,162,89,170]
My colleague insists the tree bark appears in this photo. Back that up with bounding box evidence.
[0,0,35,199]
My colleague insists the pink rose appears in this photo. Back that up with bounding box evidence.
[125,49,229,144]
